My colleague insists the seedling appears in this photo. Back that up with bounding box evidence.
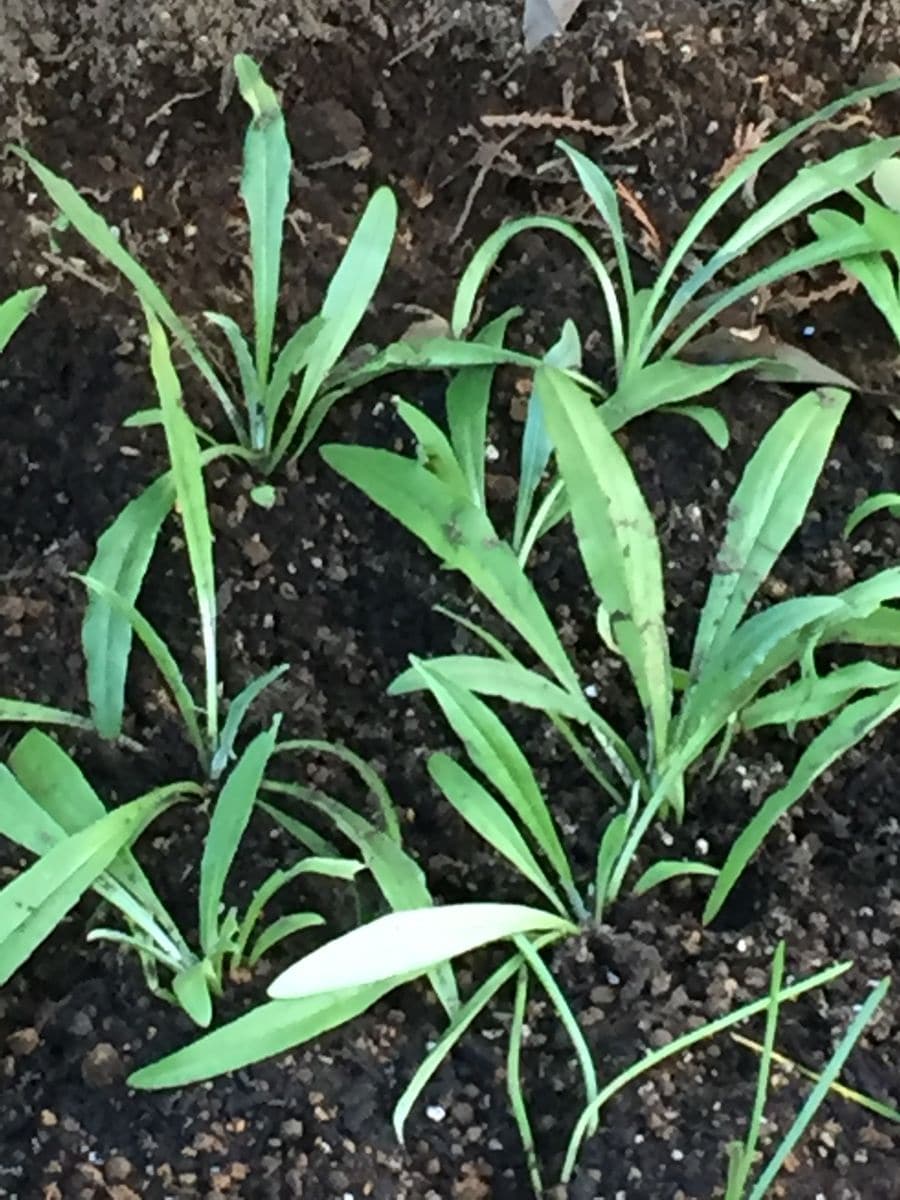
[325,374,900,922]
[0,724,366,1025]
[0,284,44,351]
[449,82,900,556]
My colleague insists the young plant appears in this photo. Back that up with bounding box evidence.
[10,56,399,474]
[449,81,900,554]
[325,372,900,922]
[0,723,364,1026]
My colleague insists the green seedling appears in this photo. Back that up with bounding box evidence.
[126,739,465,1084]
[446,82,900,555]
[326,373,900,923]
[0,725,363,1025]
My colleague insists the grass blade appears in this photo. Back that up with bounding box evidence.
[508,967,544,1199]
[268,903,573,999]
[0,285,44,353]
[82,472,176,738]
[322,445,582,696]
[601,359,755,431]
[394,398,471,497]
[393,951,525,1141]
[76,574,206,766]
[270,187,398,467]
[741,661,900,730]
[199,718,280,955]
[389,654,592,722]
[514,319,581,551]
[538,367,672,756]
[145,307,219,751]
[12,148,242,438]
[704,683,900,923]
[746,978,891,1200]
[210,663,288,780]
[428,753,568,916]
[234,53,290,396]
[0,700,91,730]
[692,388,850,674]
[204,311,262,443]
[412,659,577,897]
[249,912,325,966]
[447,309,520,507]
[633,859,719,896]
[276,738,402,842]
[561,959,854,1181]
[128,981,400,1089]
[0,786,180,983]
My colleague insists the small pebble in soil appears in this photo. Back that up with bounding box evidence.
[81,1042,125,1087]
[426,1104,447,1122]
[6,1027,39,1056]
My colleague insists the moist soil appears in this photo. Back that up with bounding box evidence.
[2,3,900,1198]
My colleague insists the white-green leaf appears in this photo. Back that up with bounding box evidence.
[269,903,573,999]
[0,700,91,730]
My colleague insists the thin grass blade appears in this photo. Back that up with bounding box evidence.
[199,718,280,955]
[145,308,219,750]
[210,663,288,780]
[234,53,290,399]
[704,683,900,923]
[82,472,176,738]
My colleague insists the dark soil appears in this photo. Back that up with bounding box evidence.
[2,2,900,1198]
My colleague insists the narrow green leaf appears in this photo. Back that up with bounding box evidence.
[12,148,241,437]
[210,663,288,780]
[128,981,398,1089]
[76,574,205,765]
[249,912,325,966]
[262,316,326,434]
[412,659,575,889]
[514,319,582,550]
[322,444,582,695]
[602,359,756,431]
[666,404,730,449]
[747,978,890,1200]
[199,719,280,954]
[633,859,718,896]
[276,738,401,842]
[451,216,624,365]
[874,157,900,211]
[393,951,525,1142]
[538,367,672,755]
[394,398,470,497]
[204,311,262,441]
[428,753,567,915]
[0,286,44,353]
[234,53,290,398]
[704,683,900,923]
[389,655,592,722]
[594,811,630,920]
[270,187,397,467]
[0,700,91,730]
[145,308,219,750]
[741,662,900,730]
[268,903,573,999]
[258,801,339,858]
[82,472,176,738]
[0,788,179,984]
[446,309,520,507]
[692,388,850,674]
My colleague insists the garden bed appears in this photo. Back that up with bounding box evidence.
[1,2,899,1197]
